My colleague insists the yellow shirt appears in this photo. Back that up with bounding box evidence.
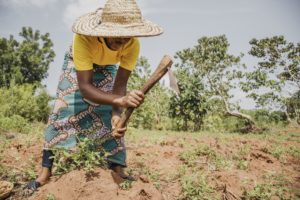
[72,33,140,71]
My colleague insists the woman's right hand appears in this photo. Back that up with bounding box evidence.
[114,90,145,108]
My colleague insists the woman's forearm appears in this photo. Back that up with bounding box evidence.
[79,83,122,106]
[112,69,128,115]
[112,83,126,115]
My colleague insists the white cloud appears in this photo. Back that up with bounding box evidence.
[0,0,58,7]
[63,0,152,27]
[63,0,106,28]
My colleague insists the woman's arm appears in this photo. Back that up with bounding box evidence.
[112,67,131,115]
[76,69,144,108]
[111,67,144,137]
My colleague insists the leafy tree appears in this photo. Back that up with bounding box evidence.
[286,90,300,124]
[243,36,300,124]
[0,27,55,87]
[174,35,256,131]
[128,57,170,130]
[0,36,22,86]
[169,68,208,131]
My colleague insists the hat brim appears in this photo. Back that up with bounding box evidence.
[72,9,163,37]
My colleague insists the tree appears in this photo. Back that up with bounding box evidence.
[0,27,55,87]
[174,35,256,131]
[0,36,22,86]
[286,90,300,125]
[169,68,208,131]
[128,57,170,130]
[243,36,300,124]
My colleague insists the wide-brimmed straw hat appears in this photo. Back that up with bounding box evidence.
[72,0,163,37]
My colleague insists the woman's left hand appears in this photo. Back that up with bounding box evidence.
[111,115,127,138]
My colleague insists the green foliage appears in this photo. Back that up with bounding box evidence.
[179,173,217,200]
[242,173,294,200]
[46,193,56,200]
[179,145,231,170]
[128,57,170,130]
[286,90,300,124]
[52,137,108,176]
[287,146,300,159]
[119,180,133,190]
[0,164,19,185]
[0,114,31,133]
[202,113,251,132]
[253,109,288,125]
[0,84,51,123]
[173,35,255,131]
[169,68,208,131]
[0,27,55,87]
[244,36,300,123]
[242,184,273,200]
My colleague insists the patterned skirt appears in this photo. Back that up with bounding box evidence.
[43,47,126,166]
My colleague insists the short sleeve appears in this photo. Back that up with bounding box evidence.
[120,38,140,71]
[73,34,93,71]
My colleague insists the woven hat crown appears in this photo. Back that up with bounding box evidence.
[102,0,143,25]
[72,0,163,37]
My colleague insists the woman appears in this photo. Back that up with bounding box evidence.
[25,0,163,191]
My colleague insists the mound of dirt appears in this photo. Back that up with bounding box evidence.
[29,168,163,200]
[0,181,13,200]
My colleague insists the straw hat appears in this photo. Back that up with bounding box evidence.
[72,0,163,37]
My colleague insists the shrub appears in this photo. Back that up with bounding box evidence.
[0,114,31,133]
[0,84,51,123]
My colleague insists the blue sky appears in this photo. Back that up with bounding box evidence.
[1,0,299,108]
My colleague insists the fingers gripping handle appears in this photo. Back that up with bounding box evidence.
[112,55,173,137]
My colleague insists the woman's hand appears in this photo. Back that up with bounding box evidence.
[114,90,145,108]
[111,114,127,138]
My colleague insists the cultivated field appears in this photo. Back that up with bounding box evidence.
[0,126,299,200]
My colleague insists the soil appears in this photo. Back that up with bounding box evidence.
[29,169,163,200]
[0,127,299,200]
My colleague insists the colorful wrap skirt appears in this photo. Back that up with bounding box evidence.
[43,47,126,166]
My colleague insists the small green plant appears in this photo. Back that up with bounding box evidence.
[23,157,37,180]
[24,167,37,181]
[179,146,216,167]
[0,164,21,184]
[46,193,56,200]
[237,160,249,170]
[179,173,218,200]
[260,144,285,160]
[141,167,160,184]
[242,184,273,200]
[52,137,108,176]
[271,146,285,160]
[242,172,294,200]
[287,146,300,159]
[177,165,187,177]
[179,145,231,170]
[119,180,132,190]
[239,144,251,157]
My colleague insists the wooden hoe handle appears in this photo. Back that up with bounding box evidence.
[113,55,173,137]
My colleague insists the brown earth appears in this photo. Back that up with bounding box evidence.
[0,127,299,199]
[29,169,163,200]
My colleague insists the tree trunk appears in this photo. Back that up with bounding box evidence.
[183,119,188,131]
[284,110,292,124]
[222,98,257,132]
[224,110,255,130]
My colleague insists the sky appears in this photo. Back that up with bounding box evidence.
[0,0,300,109]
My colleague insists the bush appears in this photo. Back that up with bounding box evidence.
[0,114,31,133]
[0,84,51,122]
[252,109,288,126]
